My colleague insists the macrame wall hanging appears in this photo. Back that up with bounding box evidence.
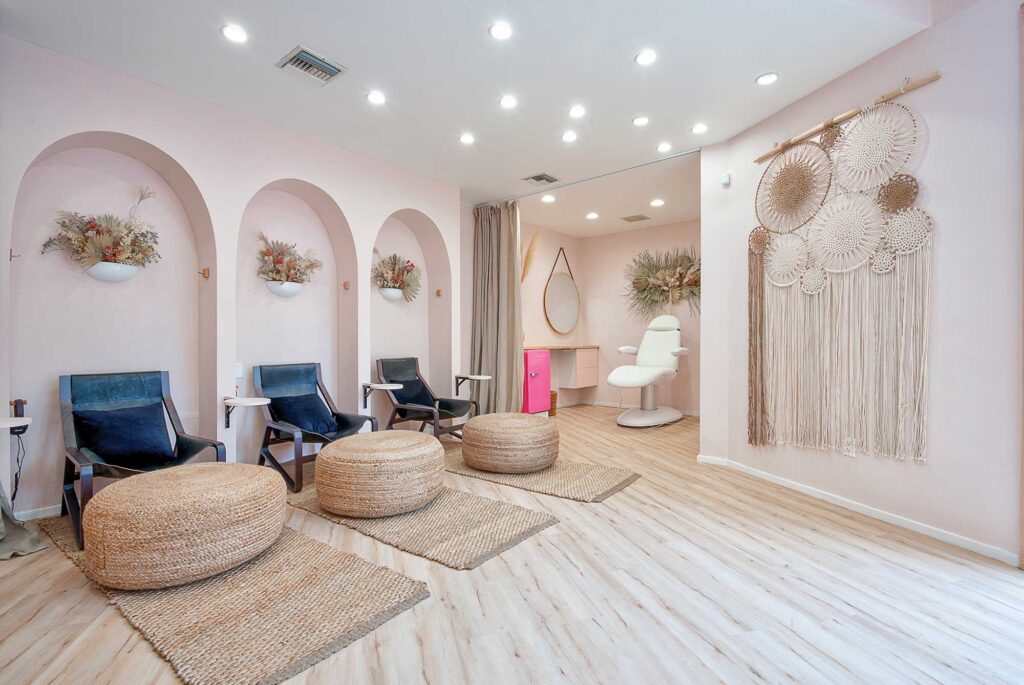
[748,90,936,462]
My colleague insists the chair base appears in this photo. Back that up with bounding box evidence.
[616,406,683,428]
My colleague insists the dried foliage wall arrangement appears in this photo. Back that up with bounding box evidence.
[256,232,324,283]
[748,102,933,461]
[520,230,539,283]
[42,188,161,268]
[371,253,422,302]
[623,247,701,319]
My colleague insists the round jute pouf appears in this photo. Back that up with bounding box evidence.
[83,463,286,591]
[462,412,559,474]
[316,431,444,518]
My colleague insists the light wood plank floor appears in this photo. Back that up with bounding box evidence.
[3,405,1024,684]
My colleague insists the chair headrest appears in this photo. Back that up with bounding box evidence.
[647,315,680,332]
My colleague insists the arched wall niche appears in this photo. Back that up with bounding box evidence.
[234,179,359,464]
[369,208,453,426]
[7,131,217,514]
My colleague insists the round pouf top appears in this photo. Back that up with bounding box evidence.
[462,412,559,474]
[316,430,444,518]
[83,463,286,591]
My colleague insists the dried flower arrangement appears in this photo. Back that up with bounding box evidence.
[624,246,701,318]
[41,188,161,268]
[256,232,324,283]
[371,253,422,302]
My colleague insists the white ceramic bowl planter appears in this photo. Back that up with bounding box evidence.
[266,281,303,298]
[380,287,404,302]
[87,262,139,283]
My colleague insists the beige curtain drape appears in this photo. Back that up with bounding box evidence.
[470,201,523,414]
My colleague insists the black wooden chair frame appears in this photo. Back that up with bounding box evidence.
[375,358,478,438]
[60,371,226,549]
[253,363,377,493]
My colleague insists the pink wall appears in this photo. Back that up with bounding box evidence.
[699,0,1021,562]
[0,36,462,517]
[518,220,701,414]
[580,220,700,414]
[10,148,201,511]
[234,188,342,465]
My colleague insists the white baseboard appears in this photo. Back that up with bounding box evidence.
[697,454,1019,567]
[14,504,62,522]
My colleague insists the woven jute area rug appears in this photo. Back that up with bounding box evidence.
[288,463,557,570]
[441,441,640,502]
[40,517,428,685]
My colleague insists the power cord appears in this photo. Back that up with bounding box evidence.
[11,433,26,502]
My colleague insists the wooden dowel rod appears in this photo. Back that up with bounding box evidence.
[754,71,941,164]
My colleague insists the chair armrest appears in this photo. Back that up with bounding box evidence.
[671,347,690,357]
[333,412,375,433]
[176,433,227,462]
[618,346,639,355]
[394,402,441,420]
[66,445,103,467]
[265,419,304,436]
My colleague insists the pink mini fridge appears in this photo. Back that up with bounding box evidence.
[522,349,551,414]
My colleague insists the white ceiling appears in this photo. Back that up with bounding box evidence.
[520,152,700,238]
[0,1,930,205]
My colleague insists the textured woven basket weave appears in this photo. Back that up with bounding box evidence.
[462,412,559,474]
[316,431,444,518]
[83,463,286,591]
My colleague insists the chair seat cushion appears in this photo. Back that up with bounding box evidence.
[73,402,174,469]
[269,393,338,435]
[607,365,677,388]
[83,463,286,590]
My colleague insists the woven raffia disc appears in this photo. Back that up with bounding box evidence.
[870,247,897,274]
[877,173,919,212]
[764,232,808,286]
[748,226,770,255]
[834,103,919,192]
[755,141,832,234]
[807,193,886,273]
[885,207,933,254]
[819,123,842,151]
[799,265,829,295]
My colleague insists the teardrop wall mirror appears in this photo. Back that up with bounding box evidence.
[543,247,580,334]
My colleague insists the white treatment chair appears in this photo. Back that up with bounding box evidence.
[606,314,689,427]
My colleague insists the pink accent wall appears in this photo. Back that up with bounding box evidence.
[0,36,462,516]
[579,220,700,414]
[518,220,700,414]
[699,0,1021,561]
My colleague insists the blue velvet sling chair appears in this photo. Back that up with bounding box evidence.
[375,357,478,438]
[253,363,377,492]
[60,371,226,549]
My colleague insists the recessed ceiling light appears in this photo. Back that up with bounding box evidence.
[459,132,475,145]
[632,116,649,127]
[500,94,518,109]
[562,130,578,143]
[650,198,665,207]
[691,122,708,134]
[568,104,586,119]
[586,212,599,220]
[657,142,672,153]
[489,21,512,40]
[541,194,555,203]
[367,90,386,105]
[755,72,779,86]
[221,24,248,44]
[635,49,657,66]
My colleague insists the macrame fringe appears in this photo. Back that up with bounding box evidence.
[748,246,772,445]
[763,245,930,461]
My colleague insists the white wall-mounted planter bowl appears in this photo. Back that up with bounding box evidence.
[380,287,404,302]
[87,262,139,283]
[266,281,303,298]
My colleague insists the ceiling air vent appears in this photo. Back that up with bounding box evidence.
[621,214,651,223]
[276,46,346,86]
[522,173,559,187]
